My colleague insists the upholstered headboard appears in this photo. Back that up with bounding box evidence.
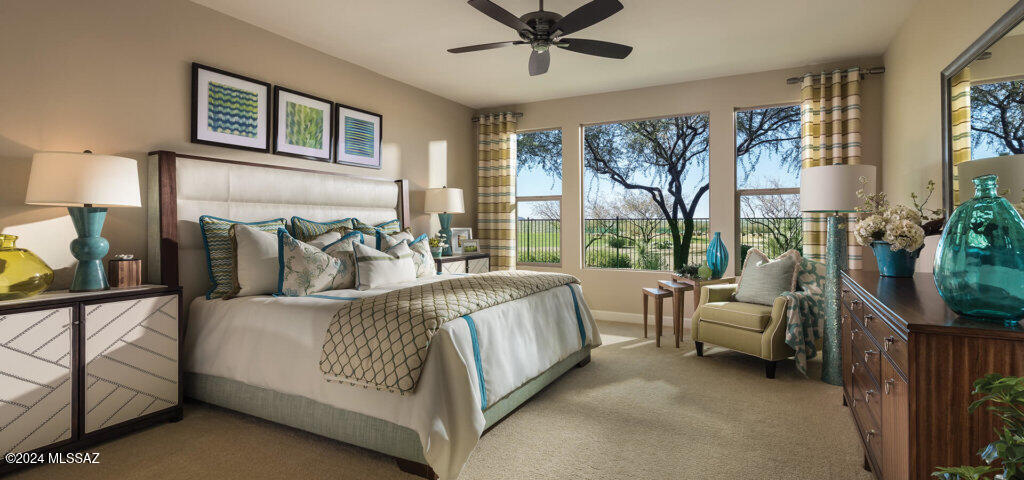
[146,151,409,311]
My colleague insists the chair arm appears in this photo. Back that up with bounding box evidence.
[760,295,794,361]
[698,284,738,307]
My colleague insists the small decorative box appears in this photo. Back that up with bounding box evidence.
[108,254,142,288]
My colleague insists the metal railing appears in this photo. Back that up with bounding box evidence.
[516,217,803,270]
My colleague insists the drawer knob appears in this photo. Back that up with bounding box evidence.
[851,299,860,306]
[864,349,877,363]
[851,362,859,375]
[885,378,895,395]
[884,336,896,351]
[864,389,875,402]
[863,313,875,322]
[866,429,876,441]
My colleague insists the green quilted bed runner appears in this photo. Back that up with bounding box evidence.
[319,271,580,394]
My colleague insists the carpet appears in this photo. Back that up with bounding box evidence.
[10,321,871,480]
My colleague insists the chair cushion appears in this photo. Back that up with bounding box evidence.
[699,302,774,332]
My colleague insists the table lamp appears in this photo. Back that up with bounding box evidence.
[25,151,142,292]
[800,164,876,386]
[424,187,464,256]
[958,154,1023,201]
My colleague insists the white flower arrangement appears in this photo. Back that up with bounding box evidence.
[853,177,941,253]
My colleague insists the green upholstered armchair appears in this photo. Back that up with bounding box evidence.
[691,283,794,378]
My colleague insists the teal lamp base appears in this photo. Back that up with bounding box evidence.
[438,213,453,256]
[68,206,110,292]
[821,214,847,386]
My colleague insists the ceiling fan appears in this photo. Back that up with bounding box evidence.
[448,0,633,76]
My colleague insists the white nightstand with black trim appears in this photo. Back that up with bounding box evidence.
[0,284,182,475]
[434,253,490,274]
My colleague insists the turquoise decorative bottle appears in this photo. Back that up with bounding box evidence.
[706,232,728,279]
[933,174,1024,323]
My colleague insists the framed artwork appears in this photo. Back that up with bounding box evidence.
[335,104,382,169]
[273,86,333,161]
[451,228,473,255]
[191,63,271,153]
[461,239,480,253]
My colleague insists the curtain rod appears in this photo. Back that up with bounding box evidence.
[786,66,885,85]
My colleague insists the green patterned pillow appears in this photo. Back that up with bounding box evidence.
[200,215,287,299]
[375,219,401,234]
[291,216,355,242]
[276,229,351,296]
[352,220,378,235]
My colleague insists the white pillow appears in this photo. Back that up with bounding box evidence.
[230,224,279,297]
[379,233,433,278]
[353,241,417,290]
[375,228,415,250]
[320,230,365,290]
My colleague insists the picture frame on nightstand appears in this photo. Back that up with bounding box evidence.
[450,228,472,255]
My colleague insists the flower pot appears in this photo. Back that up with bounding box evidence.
[430,246,443,258]
[870,241,920,277]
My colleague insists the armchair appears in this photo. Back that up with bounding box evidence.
[691,283,794,378]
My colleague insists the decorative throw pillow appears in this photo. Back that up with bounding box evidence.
[374,227,415,250]
[734,249,802,306]
[199,215,287,299]
[352,220,379,236]
[229,224,280,298]
[276,229,351,296]
[353,241,417,290]
[380,233,432,278]
[290,216,355,242]
[320,230,364,290]
[305,227,362,249]
[374,219,402,234]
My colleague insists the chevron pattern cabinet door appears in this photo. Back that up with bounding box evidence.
[441,261,466,275]
[0,307,73,455]
[84,295,178,433]
[467,258,490,274]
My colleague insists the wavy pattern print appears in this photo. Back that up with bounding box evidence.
[344,116,375,158]
[207,82,259,138]
[285,101,323,149]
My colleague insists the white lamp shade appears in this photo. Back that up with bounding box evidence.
[424,187,465,214]
[25,152,141,207]
[800,164,876,213]
[958,154,1024,201]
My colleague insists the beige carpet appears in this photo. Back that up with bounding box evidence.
[11,321,871,480]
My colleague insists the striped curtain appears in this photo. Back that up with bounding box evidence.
[476,112,519,270]
[800,68,864,269]
[950,67,972,206]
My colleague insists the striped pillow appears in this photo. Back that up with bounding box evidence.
[291,216,356,242]
[353,242,417,290]
[199,215,287,299]
[375,219,402,234]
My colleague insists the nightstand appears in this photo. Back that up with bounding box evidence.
[0,284,182,474]
[434,253,490,274]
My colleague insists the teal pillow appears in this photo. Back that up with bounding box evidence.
[199,215,287,299]
[291,216,355,242]
[733,249,802,306]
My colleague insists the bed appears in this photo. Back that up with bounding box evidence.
[145,151,600,479]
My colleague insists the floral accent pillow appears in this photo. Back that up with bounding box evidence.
[276,229,351,296]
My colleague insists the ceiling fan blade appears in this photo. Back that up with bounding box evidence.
[552,0,623,36]
[467,0,533,33]
[448,41,521,53]
[557,38,632,59]
[529,50,550,76]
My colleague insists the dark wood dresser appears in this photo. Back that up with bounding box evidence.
[840,270,1024,479]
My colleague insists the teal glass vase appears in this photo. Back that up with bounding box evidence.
[706,232,728,279]
[933,174,1024,323]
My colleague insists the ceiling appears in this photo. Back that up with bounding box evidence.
[193,0,918,108]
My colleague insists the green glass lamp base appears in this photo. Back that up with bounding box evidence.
[438,213,453,256]
[68,206,110,292]
[821,214,847,386]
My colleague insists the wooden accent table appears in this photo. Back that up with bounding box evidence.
[669,275,738,309]
[641,288,672,347]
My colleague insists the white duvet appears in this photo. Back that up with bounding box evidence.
[185,274,601,479]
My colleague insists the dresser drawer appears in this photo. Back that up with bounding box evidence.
[440,261,467,275]
[853,361,882,427]
[851,319,881,386]
[862,308,908,375]
[841,286,863,319]
[467,257,489,274]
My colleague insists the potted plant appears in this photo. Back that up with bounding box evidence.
[932,374,1024,480]
[854,178,945,277]
[428,235,447,258]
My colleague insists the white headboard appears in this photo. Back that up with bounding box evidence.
[146,151,409,312]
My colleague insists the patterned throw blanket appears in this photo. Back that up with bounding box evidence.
[319,271,580,394]
[781,258,827,375]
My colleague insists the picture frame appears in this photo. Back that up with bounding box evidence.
[191,63,271,153]
[450,228,472,255]
[273,86,333,162]
[461,239,480,254]
[335,104,382,169]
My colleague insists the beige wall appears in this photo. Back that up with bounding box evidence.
[484,59,883,320]
[0,0,475,289]
[880,0,1016,271]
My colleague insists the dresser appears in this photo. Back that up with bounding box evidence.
[434,253,490,274]
[0,285,182,474]
[840,270,1024,479]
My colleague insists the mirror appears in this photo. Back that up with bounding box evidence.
[942,3,1024,214]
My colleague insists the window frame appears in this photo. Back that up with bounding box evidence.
[514,127,564,267]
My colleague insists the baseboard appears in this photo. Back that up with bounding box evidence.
[591,309,688,326]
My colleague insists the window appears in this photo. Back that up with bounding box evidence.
[735,105,802,265]
[583,113,710,271]
[515,128,562,265]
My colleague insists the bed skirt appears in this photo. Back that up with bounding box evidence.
[184,347,592,465]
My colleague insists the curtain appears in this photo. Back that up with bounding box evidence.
[476,112,519,270]
[800,68,863,269]
[950,67,972,206]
